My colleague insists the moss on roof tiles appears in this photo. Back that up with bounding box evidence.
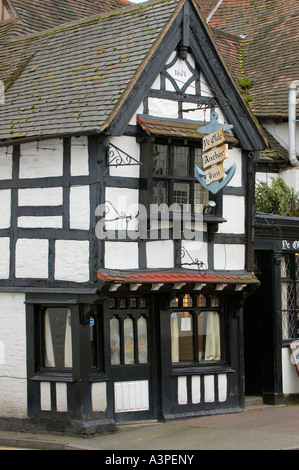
[0,0,182,141]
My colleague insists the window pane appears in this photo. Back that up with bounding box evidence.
[173,182,189,209]
[137,316,148,363]
[153,181,168,206]
[198,311,221,361]
[110,316,120,365]
[153,144,168,174]
[171,312,193,362]
[44,308,72,368]
[124,317,134,364]
[174,146,189,176]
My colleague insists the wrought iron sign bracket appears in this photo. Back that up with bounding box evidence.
[107,143,142,167]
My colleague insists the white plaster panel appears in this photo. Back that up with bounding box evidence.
[114,380,149,412]
[40,382,51,411]
[0,189,11,228]
[104,242,139,270]
[178,376,188,405]
[218,374,227,402]
[71,135,89,176]
[204,375,215,402]
[0,238,9,279]
[191,375,201,404]
[104,187,139,232]
[18,187,63,206]
[69,185,90,230]
[219,195,245,234]
[0,147,12,179]
[182,104,211,122]
[214,244,245,271]
[181,240,208,270]
[56,382,68,412]
[92,382,107,412]
[18,216,62,228]
[282,347,299,394]
[146,240,174,269]
[0,292,27,418]
[166,57,194,92]
[19,139,63,178]
[15,238,49,279]
[225,147,242,187]
[148,97,178,119]
[55,240,90,282]
[109,136,140,178]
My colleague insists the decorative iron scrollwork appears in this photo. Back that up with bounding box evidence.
[107,143,142,167]
[179,245,207,272]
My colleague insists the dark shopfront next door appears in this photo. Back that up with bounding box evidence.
[107,296,157,422]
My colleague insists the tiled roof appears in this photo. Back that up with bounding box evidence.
[97,270,260,285]
[203,0,299,118]
[1,0,133,37]
[0,0,183,142]
[137,115,238,143]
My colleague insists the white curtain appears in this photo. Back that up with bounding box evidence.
[171,315,179,363]
[44,309,55,367]
[64,310,72,368]
[205,311,221,361]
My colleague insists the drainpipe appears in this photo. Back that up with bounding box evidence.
[288,80,299,167]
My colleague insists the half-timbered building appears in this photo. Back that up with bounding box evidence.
[0,0,266,434]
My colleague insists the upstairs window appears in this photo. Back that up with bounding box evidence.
[152,143,209,214]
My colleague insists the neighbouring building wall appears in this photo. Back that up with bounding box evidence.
[0,292,27,418]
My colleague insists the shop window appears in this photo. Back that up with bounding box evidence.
[152,143,209,213]
[281,253,299,340]
[170,294,222,364]
[43,307,72,368]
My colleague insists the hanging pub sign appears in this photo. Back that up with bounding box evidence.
[195,113,236,194]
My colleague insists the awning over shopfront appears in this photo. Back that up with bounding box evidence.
[97,270,260,292]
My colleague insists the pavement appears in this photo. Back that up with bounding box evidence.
[0,399,298,452]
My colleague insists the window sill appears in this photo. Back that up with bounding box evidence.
[31,371,75,382]
[171,365,234,376]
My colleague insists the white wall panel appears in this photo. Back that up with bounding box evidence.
[15,238,49,278]
[55,240,90,282]
[18,187,63,206]
[69,185,90,230]
[146,240,174,269]
[71,135,89,176]
[0,189,11,229]
[219,195,245,234]
[214,244,245,271]
[105,242,139,270]
[0,293,27,418]
[20,139,63,178]
[0,148,12,180]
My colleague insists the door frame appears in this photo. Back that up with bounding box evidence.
[104,294,159,422]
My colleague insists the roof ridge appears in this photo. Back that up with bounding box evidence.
[5,0,178,43]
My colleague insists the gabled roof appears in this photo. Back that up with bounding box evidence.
[0,0,266,151]
[204,0,299,119]
[1,0,133,37]
[0,0,183,141]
